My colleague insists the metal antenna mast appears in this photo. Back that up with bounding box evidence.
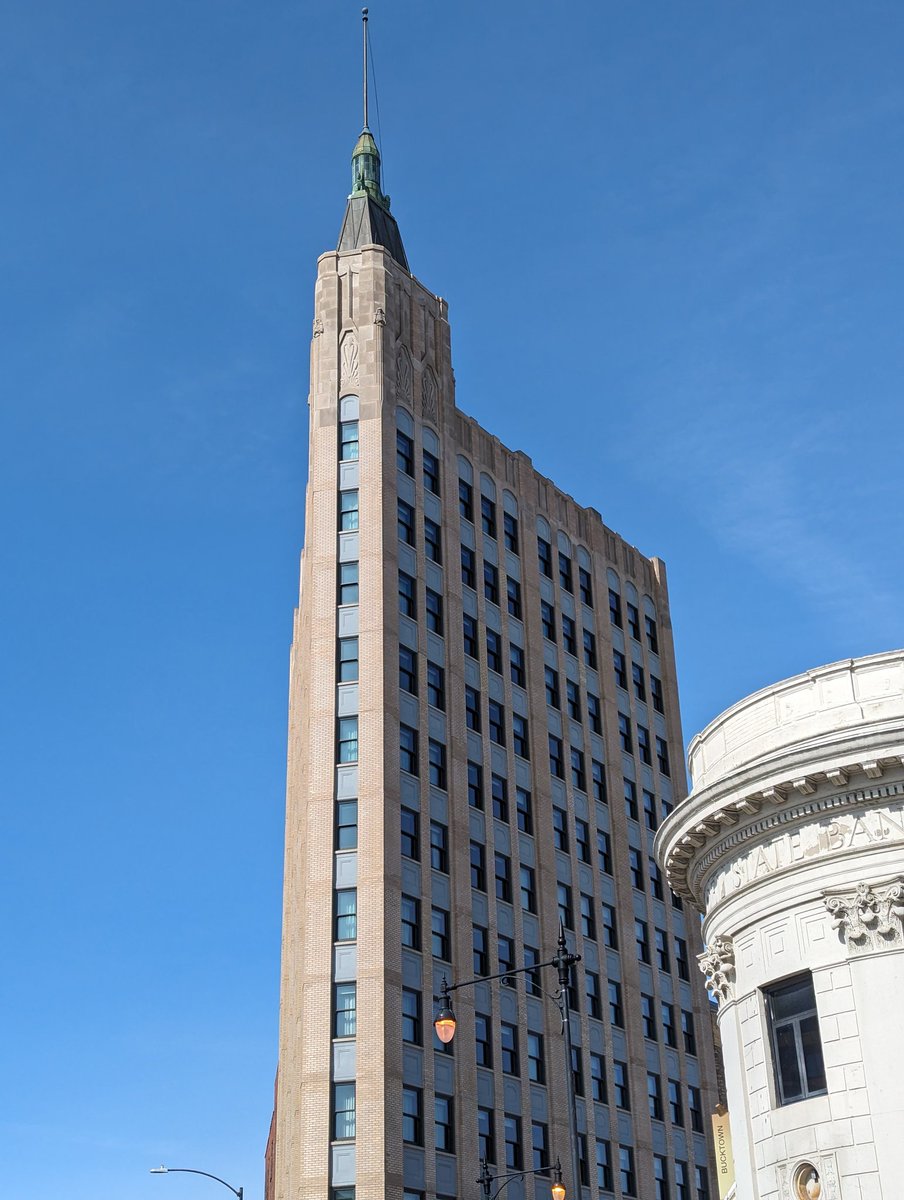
[362,8,369,129]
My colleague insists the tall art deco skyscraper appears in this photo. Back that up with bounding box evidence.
[268,36,720,1200]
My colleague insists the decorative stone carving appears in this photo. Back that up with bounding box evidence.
[312,317,323,338]
[374,307,386,327]
[698,935,736,1002]
[340,332,359,387]
[421,368,438,424]
[396,345,412,405]
[823,877,904,953]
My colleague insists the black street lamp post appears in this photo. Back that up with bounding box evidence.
[478,1157,566,1200]
[433,924,582,1200]
[150,1166,243,1200]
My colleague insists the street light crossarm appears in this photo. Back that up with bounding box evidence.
[149,1167,243,1200]
[439,951,580,997]
[480,1162,563,1200]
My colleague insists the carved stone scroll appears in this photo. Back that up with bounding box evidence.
[698,935,736,1003]
[421,368,438,424]
[823,877,904,953]
[340,332,359,388]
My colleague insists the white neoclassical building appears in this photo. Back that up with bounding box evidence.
[656,651,904,1200]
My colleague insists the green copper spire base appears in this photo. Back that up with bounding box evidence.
[338,125,408,269]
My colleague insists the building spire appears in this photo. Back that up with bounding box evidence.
[350,8,389,210]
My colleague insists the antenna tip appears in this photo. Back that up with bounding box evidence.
[362,7,368,17]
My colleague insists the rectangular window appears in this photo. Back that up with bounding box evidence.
[472,924,489,975]
[488,700,505,745]
[618,713,633,753]
[333,1082,356,1140]
[424,517,442,563]
[695,1167,709,1200]
[579,566,594,606]
[520,865,537,913]
[402,1086,422,1145]
[475,1012,492,1066]
[470,841,486,891]
[481,494,497,538]
[662,1002,676,1047]
[629,847,644,890]
[431,906,451,959]
[650,674,664,713]
[596,1140,612,1192]
[468,686,482,729]
[338,561,359,605]
[399,724,418,775]
[338,716,359,764]
[641,993,657,1040]
[463,612,478,657]
[645,613,659,653]
[492,773,509,821]
[688,1085,703,1132]
[434,1094,454,1153]
[484,561,500,604]
[571,746,586,792]
[571,1045,585,1095]
[495,853,512,903]
[338,636,359,682]
[597,828,612,873]
[516,786,533,834]
[592,759,607,803]
[647,1072,663,1120]
[602,903,618,950]
[426,660,445,709]
[649,857,664,899]
[638,724,652,765]
[398,499,415,546]
[339,489,359,532]
[335,888,357,941]
[614,1060,630,1109]
[581,893,597,940]
[613,649,628,689]
[336,798,357,850]
[400,806,419,859]
[540,600,556,641]
[500,1022,519,1075]
[585,970,601,1019]
[767,973,827,1103]
[478,1106,495,1163]
[423,448,440,495]
[430,821,448,871]
[681,1009,697,1056]
[632,661,646,701]
[402,987,421,1044]
[575,817,591,862]
[583,627,597,669]
[624,778,638,819]
[558,882,573,930]
[498,934,515,985]
[527,1031,545,1083]
[506,576,522,619]
[398,571,416,619]
[538,536,553,578]
[549,734,564,779]
[339,420,359,461]
[334,982,357,1037]
[459,478,474,521]
[468,761,484,808]
[586,690,601,732]
[655,927,670,972]
[558,551,573,592]
[654,1155,670,1200]
[531,1121,549,1173]
[552,805,568,851]
[503,511,519,553]
[626,601,640,640]
[675,1162,689,1200]
[512,713,530,758]
[566,678,581,721]
[675,937,690,981]
[609,980,623,1026]
[608,589,622,628]
[668,1079,684,1126]
[619,1146,636,1197]
[510,643,525,686]
[590,1053,607,1103]
[635,919,650,963]
[461,544,476,589]
[400,894,420,948]
[429,739,447,789]
[545,666,561,709]
[656,736,671,776]
[399,645,417,695]
[523,944,541,996]
[643,789,659,830]
[397,430,414,475]
[562,614,577,655]
[486,628,502,672]
[504,1114,522,1170]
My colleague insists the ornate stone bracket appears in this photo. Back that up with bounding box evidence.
[823,877,904,953]
[698,935,736,1002]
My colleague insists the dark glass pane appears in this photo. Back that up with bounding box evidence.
[800,1014,827,1093]
[775,1022,803,1101]
[771,977,814,1020]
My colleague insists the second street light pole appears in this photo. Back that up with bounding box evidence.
[434,924,583,1200]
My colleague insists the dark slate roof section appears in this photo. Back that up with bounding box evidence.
[337,195,409,271]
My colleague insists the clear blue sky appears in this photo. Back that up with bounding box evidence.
[3,1,902,1197]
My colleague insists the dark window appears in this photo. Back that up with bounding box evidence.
[424,517,442,563]
[562,614,577,655]
[475,1012,493,1066]
[473,924,489,975]
[538,537,553,578]
[649,857,664,900]
[613,649,628,689]
[641,993,657,1040]
[504,1114,522,1170]
[578,893,595,941]
[540,600,556,641]
[498,935,515,985]
[512,713,530,759]
[495,853,512,903]
[618,713,633,753]
[654,1155,670,1200]
[571,746,586,792]
[583,627,597,669]
[767,974,826,1104]
[626,601,640,640]
[635,919,650,963]
[590,1054,607,1104]
[624,778,638,820]
[492,773,509,821]
[608,589,622,628]
[478,1106,495,1162]
[468,760,483,808]
[399,645,418,695]
[402,1086,422,1145]
[586,970,602,1019]
[632,661,646,701]
[459,478,474,521]
[500,1022,519,1075]
[643,789,659,830]
[609,980,624,1026]
[400,724,418,775]
[668,1079,684,1126]
[558,552,573,592]
[619,1146,636,1197]
[430,821,448,872]
[465,686,482,732]
[506,576,522,619]
[400,806,419,859]
[527,1032,546,1083]
[424,585,441,633]
[510,643,525,686]
[688,1085,703,1133]
[516,787,533,834]
[339,420,359,461]
[650,674,665,713]
[565,678,581,721]
[338,636,359,682]
[399,571,416,619]
[575,818,591,863]
[503,511,519,553]
[334,982,357,1037]
[592,760,607,803]
[571,1045,585,1095]
[461,545,476,589]
[428,740,447,790]
[335,888,357,941]
[647,1072,663,1120]
[423,449,440,495]
[402,987,421,1044]
[336,798,357,850]
[486,628,502,672]
[338,716,359,764]
[681,1009,697,1056]
[544,666,560,708]
[675,1161,689,1200]
[638,724,652,765]
[656,736,671,776]
[695,1167,709,1200]
[397,430,414,475]
[552,806,568,851]
[463,612,478,657]
[426,660,445,710]
[655,928,670,972]
[338,561,359,605]
[470,841,486,891]
[401,894,420,948]
[645,613,659,653]
[613,1061,630,1109]
[339,489,359,532]
[481,495,497,539]
[629,847,644,890]
[595,1140,612,1191]
[586,690,601,732]
[548,734,564,779]
[519,864,537,913]
[579,566,594,606]
[398,499,415,546]
[597,828,612,873]
[523,944,541,996]
[483,561,500,604]
[333,1083,356,1140]
[435,1094,454,1153]
[431,906,451,959]
[531,1122,549,1174]
[601,904,618,950]
[662,1002,677,1047]
[488,700,505,745]
[557,882,573,930]
[675,937,690,981]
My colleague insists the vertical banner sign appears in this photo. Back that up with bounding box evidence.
[711,1105,735,1198]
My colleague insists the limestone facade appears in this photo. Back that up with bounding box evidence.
[656,651,904,1200]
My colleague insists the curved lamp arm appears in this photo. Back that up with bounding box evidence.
[150,1167,243,1200]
